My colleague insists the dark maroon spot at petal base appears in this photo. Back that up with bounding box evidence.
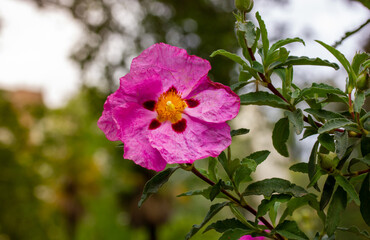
[172,118,187,133]
[143,100,156,111]
[185,99,200,108]
[166,86,178,93]
[149,119,161,130]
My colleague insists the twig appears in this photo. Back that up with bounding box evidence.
[332,19,370,48]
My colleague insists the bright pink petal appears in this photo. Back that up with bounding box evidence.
[131,43,211,96]
[184,76,240,123]
[148,115,231,164]
[113,103,167,171]
[97,90,127,141]
[239,236,265,240]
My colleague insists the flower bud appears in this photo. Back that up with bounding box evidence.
[318,152,339,172]
[235,0,254,12]
[356,72,369,91]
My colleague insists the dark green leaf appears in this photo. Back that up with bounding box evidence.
[272,117,290,157]
[218,152,240,179]
[275,220,309,240]
[236,21,256,48]
[304,108,346,121]
[265,47,290,69]
[337,226,370,239]
[269,37,305,53]
[255,12,269,59]
[203,218,249,233]
[301,127,318,140]
[210,49,245,65]
[318,133,335,152]
[320,175,336,210]
[138,167,179,207]
[289,162,308,173]
[243,178,307,197]
[219,228,254,240]
[354,91,366,113]
[285,109,304,134]
[240,91,291,110]
[361,137,370,157]
[234,163,253,188]
[308,141,320,191]
[257,194,291,218]
[334,131,348,159]
[231,128,250,137]
[245,150,270,165]
[185,202,230,239]
[359,173,370,226]
[326,186,347,236]
[351,52,369,74]
[177,187,227,200]
[300,83,346,98]
[210,180,222,201]
[230,81,251,92]
[274,56,339,70]
[252,61,264,73]
[208,157,218,182]
[318,118,355,134]
[335,174,360,205]
[307,169,326,188]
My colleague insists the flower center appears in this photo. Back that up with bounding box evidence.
[156,88,187,123]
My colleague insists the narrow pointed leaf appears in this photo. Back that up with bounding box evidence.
[269,37,305,52]
[203,218,250,233]
[272,117,290,157]
[231,128,250,137]
[326,186,347,236]
[138,167,179,207]
[276,220,309,240]
[210,49,245,65]
[318,118,355,134]
[337,226,370,239]
[289,162,308,173]
[320,175,336,210]
[255,12,269,59]
[318,133,335,152]
[304,108,346,121]
[359,173,370,226]
[354,91,366,113]
[243,178,307,197]
[219,228,255,240]
[285,109,304,134]
[245,150,270,165]
[257,194,291,218]
[308,141,320,191]
[335,174,360,205]
[240,91,291,110]
[274,56,339,70]
[300,83,346,97]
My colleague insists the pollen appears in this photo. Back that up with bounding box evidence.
[156,87,187,123]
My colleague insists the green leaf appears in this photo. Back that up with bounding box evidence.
[218,152,240,179]
[274,56,339,70]
[265,47,290,69]
[269,37,305,53]
[177,186,227,200]
[185,202,230,239]
[257,194,291,218]
[361,137,370,158]
[334,131,348,159]
[351,52,370,74]
[307,169,326,188]
[300,83,346,98]
[243,178,307,197]
[138,167,179,207]
[320,175,336,210]
[308,141,320,191]
[304,108,346,121]
[318,118,355,134]
[337,226,370,239]
[245,150,270,165]
[203,218,249,233]
[272,117,290,157]
[236,21,257,48]
[219,228,254,240]
[285,109,304,134]
[208,157,218,182]
[335,174,360,205]
[280,194,324,223]
[255,12,269,59]
[316,40,356,88]
[359,173,370,226]
[231,128,250,137]
[275,220,309,240]
[354,91,366,113]
[230,81,251,92]
[252,61,264,73]
[234,163,253,188]
[210,49,245,65]
[318,133,335,152]
[301,127,318,140]
[240,91,291,110]
[209,180,222,201]
[238,70,253,83]
[289,162,308,173]
[326,186,347,236]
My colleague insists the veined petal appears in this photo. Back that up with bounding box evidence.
[184,77,240,123]
[131,43,211,96]
[113,103,167,171]
[148,115,231,164]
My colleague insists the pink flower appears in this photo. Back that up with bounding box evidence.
[98,43,240,171]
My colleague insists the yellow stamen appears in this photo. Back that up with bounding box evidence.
[156,88,187,123]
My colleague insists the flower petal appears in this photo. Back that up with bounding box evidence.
[131,43,211,96]
[113,103,167,171]
[184,77,240,123]
[97,90,127,141]
[148,115,231,164]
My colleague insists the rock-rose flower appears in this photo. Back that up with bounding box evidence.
[98,43,240,171]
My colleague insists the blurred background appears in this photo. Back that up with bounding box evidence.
[0,0,369,239]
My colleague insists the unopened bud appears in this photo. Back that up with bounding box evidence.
[318,152,339,172]
[235,0,254,12]
[356,72,369,91]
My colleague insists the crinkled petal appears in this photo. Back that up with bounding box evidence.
[97,90,127,141]
[148,115,231,164]
[113,103,167,171]
[184,76,240,123]
[131,43,211,96]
